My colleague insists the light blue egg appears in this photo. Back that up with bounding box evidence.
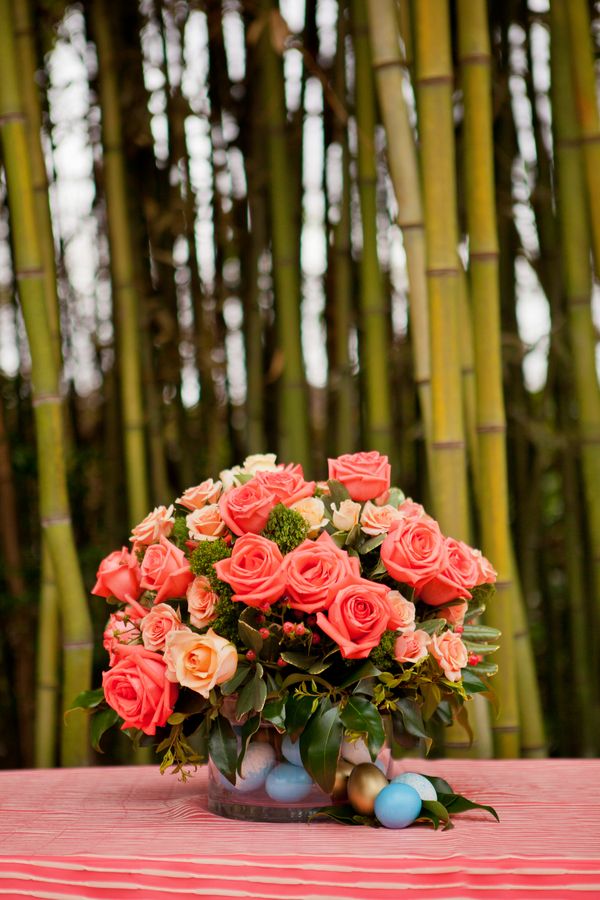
[281,734,303,767]
[265,763,313,802]
[220,743,276,793]
[392,772,437,801]
[374,783,422,829]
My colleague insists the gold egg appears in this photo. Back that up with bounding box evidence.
[331,758,355,801]
[347,763,388,815]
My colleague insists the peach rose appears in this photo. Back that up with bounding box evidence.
[387,590,416,632]
[140,535,194,603]
[438,600,468,627]
[176,479,222,510]
[419,538,480,606]
[380,517,448,590]
[283,530,360,614]
[394,630,431,664]
[430,631,468,682]
[291,496,328,536]
[102,643,178,735]
[214,533,285,608]
[164,628,238,697]
[103,611,142,665]
[397,498,427,520]
[254,467,316,507]
[186,505,227,542]
[316,578,393,659]
[328,451,391,502]
[130,505,175,547]
[140,602,188,652]
[219,479,276,535]
[187,576,219,628]
[471,548,497,584]
[332,499,361,531]
[92,547,142,603]
[360,501,403,536]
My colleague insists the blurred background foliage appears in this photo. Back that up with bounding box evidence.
[0,0,599,768]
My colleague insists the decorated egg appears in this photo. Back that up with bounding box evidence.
[392,772,437,801]
[220,742,276,793]
[341,737,371,765]
[374,783,422,829]
[347,763,388,815]
[281,734,303,767]
[265,763,313,802]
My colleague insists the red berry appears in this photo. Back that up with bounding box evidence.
[246,650,257,662]
[295,623,306,636]
[259,628,270,639]
[283,621,295,636]
[261,603,271,614]
[277,657,287,668]
[293,609,304,620]
[455,625,464,634]
[311,633,321,645]
[468,653,482,666]
[307,615,317,626]
[256,614,266,625]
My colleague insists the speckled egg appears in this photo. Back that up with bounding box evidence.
[392,772,437,801]
[220,742,276,793]
[281,734,303,767]
[374,783,422,829]
[341,737,371,765]
[265,763,314,802]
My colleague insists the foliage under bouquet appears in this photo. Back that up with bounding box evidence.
[79,451,500,826]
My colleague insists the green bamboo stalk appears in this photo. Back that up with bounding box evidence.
[91,0,149,526]
[0,0,93,766]
[35,541,60,767]
[565,0,600,277]
[457,0,523,758]
[350,0,392,457]
[551,0,600,636]
[365,0,432,456]
[260,1,311,471]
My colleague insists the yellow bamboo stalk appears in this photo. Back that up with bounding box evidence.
[0,0,93,766]
[457,0,524,758]
[565,0,600,277]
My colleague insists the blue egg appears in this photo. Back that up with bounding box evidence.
[281,734,303,767]
[265,763,314,802]
[392,772,437,801]
[374,783,422,829]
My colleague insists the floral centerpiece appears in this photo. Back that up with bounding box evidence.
[78,451,500,828]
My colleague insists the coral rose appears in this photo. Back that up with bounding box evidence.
[419,538,481,606]
[387,590,416,632]
[316,578,393,659]
[164,628,238,697]
[283,531,360,614]
[430,631,468,682]
[187,576,219,628]
[380,516,448,590]
[92,547,142,602]
[331,499,361,531]
[471,548,497,584]
[290,497,328,536]
[397,499,427,521]
[254,467,315,507]
[103,611,142,665]
[214,533,285,608]
[394,629,431,664]
[438,600,468,627]
[102,643,178,735]
[130,505,175,546]
[140,603,188,652]
[360,501,403,536]
[176,479,222,510]
[219,479,276,535]
[327,451,391,502]
[140,536,194,603]
[186,505,226,542]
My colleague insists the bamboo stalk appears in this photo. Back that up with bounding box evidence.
[565,0,600,278]
[0,0,93,766]
[365,0,432,457]
[260,0,311,471]
[91,0,149,526]
[350,0,392,458]
[35,541,60,767]
[457,0,523,757]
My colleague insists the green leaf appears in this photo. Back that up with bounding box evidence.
[310,805,379,827]
[419,618,447,635]
[280,651,319,671]
[236,670,267,718]
[358,533,386,554]
[454,704,473,745]
[236,715,261,774]
[208,715,238,785]
[396,698,430,741]
[470,661,499,676]
[167,712,188,725]
[262,697,286,730]
[340,696,385,759]
[90,707,119,752]
[460,669,489,694]
[238,619,263,654]
[338,660,381,690]
[220,663,251,696]
[69,687,105,711]
[421,682,441,721]
[285,692,317,740]
[327,479,351,505]
[345,524,362,547]
[438,792,500,822]
[422,774,454,794]
[368,559,387,578]
[422,799,450,825]
[300,701,343,793]
[463,642,500,654]
[462,624,501,641]
[388,487,405,507]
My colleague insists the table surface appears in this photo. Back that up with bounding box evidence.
[0,759,599,899]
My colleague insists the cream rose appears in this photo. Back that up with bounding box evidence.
[430,631,468,682]
[219,466,243,493]
[291,497,328,536]
[387,590,416,632]
[176,479,222,510]
[130,505,175,547]
[187,576,219,628]
[186,505,226,541]
[164,628,238,697]
[332,499,361,531]
[241,453,278,475]
[360,501,403,536]
[140,603,188,652]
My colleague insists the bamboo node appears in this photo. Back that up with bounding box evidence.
[431,440,465,450]
[32,393,62,408]
[41,515,72,528]
[459,52,492,67]
[415,74,453,87]
[0,111,26,124]
[397,221,425,232]
[469,250,500,262]
[492,725,520,734]
[426,267,461,278]
[372,57,403,73]
[15,266,44,280]
[568,294,592,308]
[476,424,506,435]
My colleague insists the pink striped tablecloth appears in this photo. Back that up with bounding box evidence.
[0,759,599,899]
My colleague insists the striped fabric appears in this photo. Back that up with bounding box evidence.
[1,760,598,899]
